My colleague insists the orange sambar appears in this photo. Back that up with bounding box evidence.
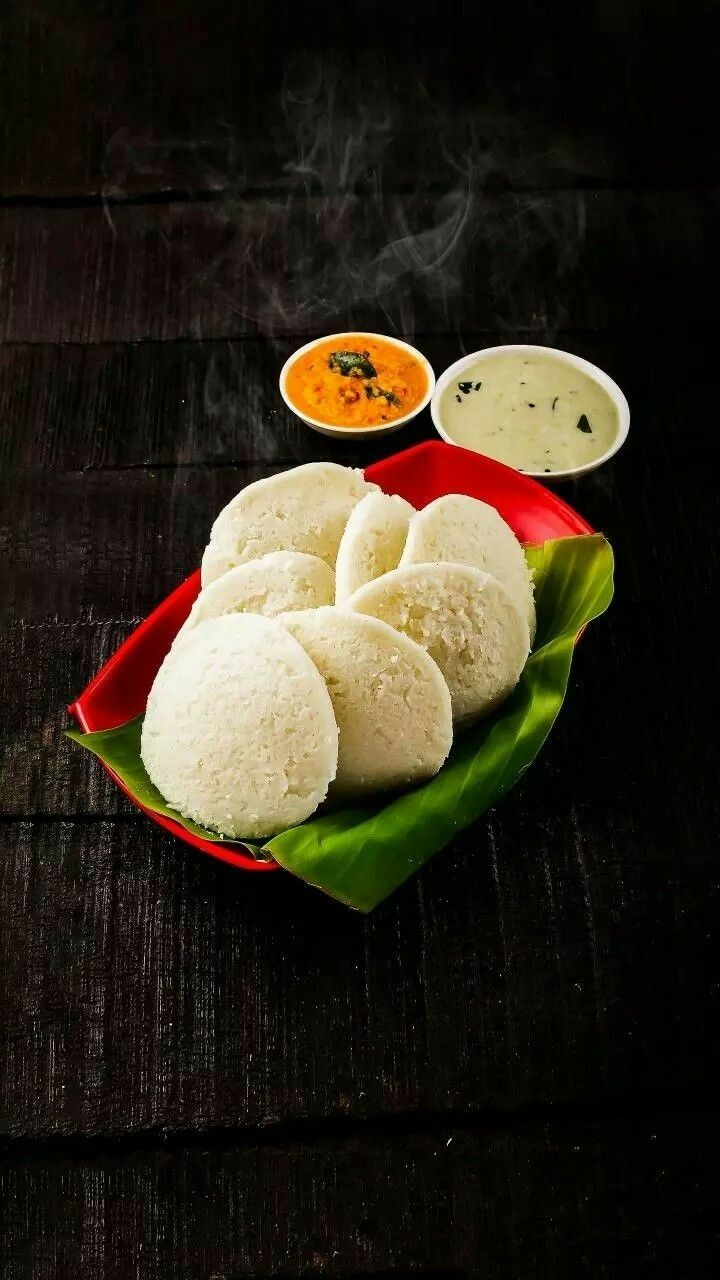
[285,336,428,428]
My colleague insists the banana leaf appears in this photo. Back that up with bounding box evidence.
[66,715,231,843]
[66,534,613,911]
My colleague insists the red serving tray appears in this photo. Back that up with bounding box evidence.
[69,440,594,873]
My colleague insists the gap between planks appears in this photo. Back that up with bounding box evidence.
[1,179,717,211]
[0,813,144,825]
[0,326,616,352]
[50,463,302,479]
[0,1098,713,1166]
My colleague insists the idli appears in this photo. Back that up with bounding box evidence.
[177,551,334,639]
[201,462,378,585]
[400,494,536,639]
[345,563,530,724]
[141,613,338,839]
[335,491,415,603]
[280,607,452,794]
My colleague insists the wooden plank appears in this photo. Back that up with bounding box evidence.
[1,347,715,634]
[0,619,139,817]
[0,323,717,844]
[1,322,715,626]
[0,1115,716,1277]
[0,336,425,474]
[0,3,717,198]
[0,572,629,815]
[0,489,714,829]
[0,332,629,474]
[0,190,716,343]
[0,324,711,477]
[0,798,716,1137]
[1,338,717,1134]
[0,465,271,626]
[0,443,697,815]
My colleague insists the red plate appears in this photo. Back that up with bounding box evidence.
[69,441,594,873]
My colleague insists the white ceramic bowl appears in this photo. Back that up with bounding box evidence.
[279,332,435,439]
[431,344,630,480]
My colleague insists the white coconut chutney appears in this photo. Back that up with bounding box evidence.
[437,351,620,474]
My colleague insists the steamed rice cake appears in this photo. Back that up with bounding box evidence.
[345,562,530,724]
[335,491,414,603]
[400,493,536,638]
[178,551,334,639]
[202,462,378,585]
[141,613,339,839]
[280,606,452,794]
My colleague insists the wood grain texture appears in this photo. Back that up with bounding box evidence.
[0,190,716,343]
[0,332,626,473]
[0,791,715,1137]
[1,295,717,1147]
[1,466,268,626]
[2,327,715,621]
[0,620,138,817]
[0,336,411,474]
[0,320,711,500]
[1,1115,717,1278]
[1,1,718,198]
[1,6,718,1264]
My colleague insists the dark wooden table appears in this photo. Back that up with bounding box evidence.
[1,4,718,1276]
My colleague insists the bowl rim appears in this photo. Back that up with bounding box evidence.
[278,331,436,437]
[430,343,630,480]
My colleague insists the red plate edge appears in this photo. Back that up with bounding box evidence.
[69,440,595,875]
[367,440,595,539]
[68,570,275,874]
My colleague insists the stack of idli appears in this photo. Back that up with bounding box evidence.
[335,491,415,603]
[201,462,377,584]
[280,608,452,794]
[141,461,534,839]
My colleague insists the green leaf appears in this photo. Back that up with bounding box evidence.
[328,349,377,378]
[365,384,402,407]
[266,534,614,908]
[66,535,613,910]
[65,717,260,851]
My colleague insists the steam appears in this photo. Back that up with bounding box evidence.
[104,56,588,340]
[103,57,590,460]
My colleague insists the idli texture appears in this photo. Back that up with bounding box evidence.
[280,607,453,794]
[202,462,378,585]
[400,493,536,639]
[345,563,530,724]
[178,551,334,639]
[141,614,339,839]
[335,491,415,603]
